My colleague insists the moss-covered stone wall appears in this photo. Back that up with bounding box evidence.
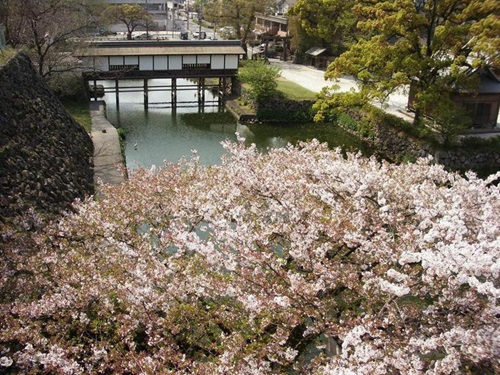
[256,98,316,123]
[0,52,94,224]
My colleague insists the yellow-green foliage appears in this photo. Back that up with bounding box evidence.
[0,49,17,66]
[63,99,92,133]
[237,60,281,101]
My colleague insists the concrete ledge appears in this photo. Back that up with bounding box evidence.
[225,99,256,124]
[90,101,126,186]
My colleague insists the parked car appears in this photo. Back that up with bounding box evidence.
[192,31,207,40]
[99,29,117,36]
[180,31,189,40]
[265,50,278,58]
[135,33,152,40]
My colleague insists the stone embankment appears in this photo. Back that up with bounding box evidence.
[256,98,315,123]
[225,99,256,123]
[335,110,500,174]
[0,52,94,223]
[372,122,500,172]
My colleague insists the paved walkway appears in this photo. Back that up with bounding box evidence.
[90,101,126,186]
[270,59,412,119]
[270,59,500,137]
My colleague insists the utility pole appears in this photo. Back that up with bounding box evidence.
[145,0,149,38]
[198,1,202,37]
[165,0,168,31]
[186,0,189,31]
[172,6,175,38]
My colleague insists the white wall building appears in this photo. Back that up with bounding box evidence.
[104,0,183,12]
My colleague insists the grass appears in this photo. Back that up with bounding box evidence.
[0,48,17,66]
[276,77,317,101]
[62,98,92,133]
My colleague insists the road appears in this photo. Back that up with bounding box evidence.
[269,59,500,135]
[107,11,218,41]
[269,59,414,122]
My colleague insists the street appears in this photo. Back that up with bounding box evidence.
[269,59,414,121]
[106,10,219,41]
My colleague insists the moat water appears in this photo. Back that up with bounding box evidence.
[100,78,369,168]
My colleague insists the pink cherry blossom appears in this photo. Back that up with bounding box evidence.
[1,140,498,374]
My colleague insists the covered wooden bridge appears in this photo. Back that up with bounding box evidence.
[79,40,245,108]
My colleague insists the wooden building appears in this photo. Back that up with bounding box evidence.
[77,40,245,108]
[453,67,500,128]
[80,40,244,78]
[408,67,500,128]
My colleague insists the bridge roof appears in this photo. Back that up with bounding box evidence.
[82,40,245,57]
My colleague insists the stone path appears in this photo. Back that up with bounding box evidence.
[90,101,126,186]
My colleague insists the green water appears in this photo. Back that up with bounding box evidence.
[101,79,369,168]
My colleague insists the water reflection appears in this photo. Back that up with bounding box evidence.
[99,78,369,168]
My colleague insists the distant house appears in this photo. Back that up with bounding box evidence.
[254,13,289,38]
[408,67,500,128]
[104,0,181,12]
[254,0,296,37]
[454,67,500,128]
[304,47,328,69]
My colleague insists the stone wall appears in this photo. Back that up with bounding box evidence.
[256,98,315,123]
[0,52,94,224]
[338,109,500,175]
[373,122,500,170]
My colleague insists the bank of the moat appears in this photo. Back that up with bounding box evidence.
[226,94,499,176]
[0,53,94,224]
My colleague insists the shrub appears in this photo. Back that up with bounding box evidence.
[47,72,87,101]
[460,135,500,150]
[237,60,281,101]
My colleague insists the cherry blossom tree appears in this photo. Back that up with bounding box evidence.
[1,140,499,374]
[2,0,106,77]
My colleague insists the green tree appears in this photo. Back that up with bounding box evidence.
[104,4,152,40]
[1,0,105,77]
[288,0,356,56]
[238,60,281,101]
[204,0,274,51]
[324,0,500,126]
[286,16,318,62]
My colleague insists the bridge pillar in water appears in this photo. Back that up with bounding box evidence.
[198,78,205,112]
[171,78,177,109]
[197,78,206,104]
[92,79,98,101]
[218,77,223,106]
[144,79,149,110]
[231,77,237,95]
[115,80,120,109]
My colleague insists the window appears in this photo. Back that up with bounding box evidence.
[109,64,139,71]
[182,63,210,70]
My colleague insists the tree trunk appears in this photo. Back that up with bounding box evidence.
[413,107,422,126]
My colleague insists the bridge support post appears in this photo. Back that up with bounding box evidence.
[92,79,98,101]
[198,78,205,112]
[218,77,224,106]
[144,79,149,109]
[115,79,120,109]
[171,78,177,109]
[230,77,237,95]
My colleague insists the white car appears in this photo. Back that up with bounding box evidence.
[192,31,207,40]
